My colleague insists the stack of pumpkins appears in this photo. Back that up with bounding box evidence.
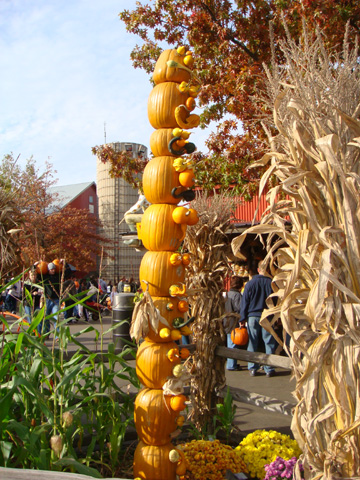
[133,47,200,480]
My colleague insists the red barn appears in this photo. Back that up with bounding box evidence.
[48,181,97,216]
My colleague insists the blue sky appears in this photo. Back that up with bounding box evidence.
[0,0,211,186]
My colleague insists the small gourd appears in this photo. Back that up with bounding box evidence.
[167,348,180,362]
[177,299,189,313]
[180,348,190,360]
[169,394,188,412]
[179,169,195,188]
[170,329,182,341]
[180,325,192,336]
[182,253,191,266]
[169,283,187,297]
[169,253,182,266]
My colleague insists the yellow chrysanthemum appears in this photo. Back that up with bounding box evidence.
[235,429,302,479]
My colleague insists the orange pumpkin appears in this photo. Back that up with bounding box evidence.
[148,82,188,129]
[179,169,195,188]
[169,253,182,266]
[145,296,184,343]
[177,299,189,313]
[133,441,177,480]
[150,128,174,157]
[35,261,48,275]
[139,251,185,296]
[172,206,199,225]
[185,96,196,111]
[180,348,191,359]
[182,253,191,266]
[143,156,184,204]
[231,326,249,346]
[169,394,188,412]
[52,258,63,273]
[136,340,179,388]
[134,388,178,445]
[152,49,191,85]
[141,204,187,251]
[172,206,190,224]
[186,208,199,226]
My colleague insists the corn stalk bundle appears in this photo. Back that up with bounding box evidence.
[184,192,236,430]
[232,25,360,479]
[0,187,20,276]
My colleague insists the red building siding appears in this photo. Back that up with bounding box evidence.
[233,193,269,224]
[67,184,98,217]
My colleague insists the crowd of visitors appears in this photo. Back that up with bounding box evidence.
[1,264,141,334]
[2,258,278,374]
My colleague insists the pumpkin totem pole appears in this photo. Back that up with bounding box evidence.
[132,47,200,480]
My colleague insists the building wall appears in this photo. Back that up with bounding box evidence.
[67,184,98,216]
[96,142,147,283]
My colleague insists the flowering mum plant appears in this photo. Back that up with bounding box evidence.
[235,430,302,479]
[264,456,304,480]
[179,439,247,480]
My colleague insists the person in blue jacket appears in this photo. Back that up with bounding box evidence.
[240,260,277,377]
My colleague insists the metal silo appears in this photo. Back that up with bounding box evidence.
[96,142,147,284]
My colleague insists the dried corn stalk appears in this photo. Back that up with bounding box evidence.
[184,192,237,431]
[232,25,360,479]
[0,187,20,276]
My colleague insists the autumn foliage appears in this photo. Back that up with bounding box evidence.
[118,0,359,197]
[0,155,111,275]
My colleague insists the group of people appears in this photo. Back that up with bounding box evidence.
[1,263,124,338]
[224,260,278,377]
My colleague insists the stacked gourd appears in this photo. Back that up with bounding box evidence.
[133,47,200,480]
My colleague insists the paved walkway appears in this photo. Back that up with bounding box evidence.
[3,311,296,438]
[65,313,296,437]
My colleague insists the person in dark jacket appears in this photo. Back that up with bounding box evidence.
[240,261,277,377]
[23,269,44,333]
[35,259,70,337]
[224,276,244,371]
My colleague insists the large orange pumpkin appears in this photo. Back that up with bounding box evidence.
[134,388,178,445]
[148,82,188,129]
[136,340,180,388]
[145,296,184,343]
[141,204,187,251]
[139,251,185,296]
[133,441,177,480]
[150,128,174,157]
[35,261,48,275]
[52,258,63,273]
[153,49,191,85]
[143,156,185,205]
[231,326,249,346]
